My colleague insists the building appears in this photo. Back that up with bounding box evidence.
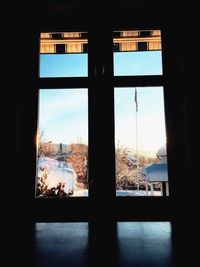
[141,145,169,196]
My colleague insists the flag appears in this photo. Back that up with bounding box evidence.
[134,88,138,112]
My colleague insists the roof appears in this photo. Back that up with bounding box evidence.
[141,162,168,182]
[156,145,167,158]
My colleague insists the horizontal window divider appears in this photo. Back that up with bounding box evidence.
[38,77,89,88]
[33,197,174,222]
[114,75,164,87]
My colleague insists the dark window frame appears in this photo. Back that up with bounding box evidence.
[16,4,188,223]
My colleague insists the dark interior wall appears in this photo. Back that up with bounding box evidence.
[13,0,193,216]
[10,1,195,266]
[12,0,193,220]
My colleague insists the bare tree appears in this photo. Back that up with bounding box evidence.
[115,144,138,190]
[38,129,45,157]
[67,143,88,188]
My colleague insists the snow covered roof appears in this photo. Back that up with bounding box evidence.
[156,145,167,158]
[141,162,168,182]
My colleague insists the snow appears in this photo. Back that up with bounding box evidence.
[37,157,162,197]
[71,190,162,197]
[116,190,162,196]
[38,156,77,194]
[73,189,88,197]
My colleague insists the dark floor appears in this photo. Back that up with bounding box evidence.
[34,222,174,267]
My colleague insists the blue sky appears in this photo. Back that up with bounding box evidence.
[114,87,166,154]
[39,50,166,155]
[39,89,88,145]
[114,51,162,76]
[40,54,88,77]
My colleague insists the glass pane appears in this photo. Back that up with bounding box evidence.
[36,89,88,198]
[40,32,88,77]
[115,87,169,196]
[113,29,163,76]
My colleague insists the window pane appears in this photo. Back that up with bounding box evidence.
[114,87,169,196]
[113,30,163,76]
[40,32,88,77]
[36,89,88,198]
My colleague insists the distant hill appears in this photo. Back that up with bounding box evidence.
[42,143,155,158]
[42,142,68,153]
[118,147,157,158]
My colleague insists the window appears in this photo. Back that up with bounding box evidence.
[36,88,88,198]
[113,29,168,197]
[36,27,169,203]
[113,29,163,76]
[115,87,168,197]
[15,5,190,267]
[36,31,89,198]
[40,31,88,77]
[26,4,187,222]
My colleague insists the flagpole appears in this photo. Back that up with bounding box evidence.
[136,102,138,166]
[134,88,139,193]
[135,88,138,165]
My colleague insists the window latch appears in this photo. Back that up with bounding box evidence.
[94,65,105,76]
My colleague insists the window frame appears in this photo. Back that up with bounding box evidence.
[17,4,187,223]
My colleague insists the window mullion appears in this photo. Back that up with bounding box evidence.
[88,27,115,209]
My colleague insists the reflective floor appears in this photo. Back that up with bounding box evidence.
[35,223,89,267]
[117,222,172,267]
[34,222,173,267]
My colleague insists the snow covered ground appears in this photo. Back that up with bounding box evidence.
[73,188,88,196]
[37,156,77,195]
[72,189,162,197]
[37,157,162,197]
[116,190,162,196]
